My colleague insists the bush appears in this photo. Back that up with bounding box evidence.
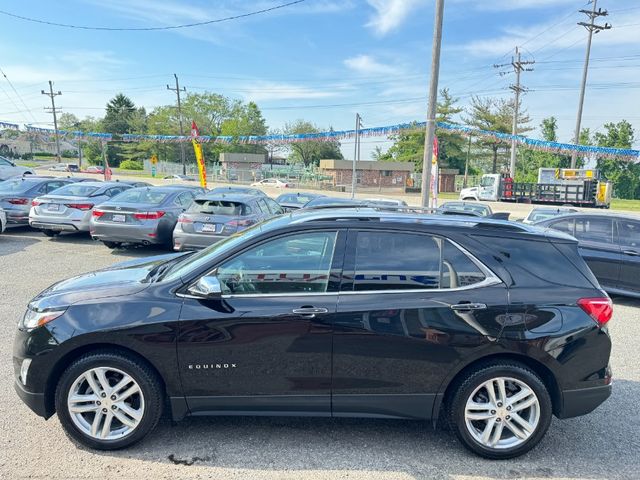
[61,150,77,158]
[119,159,144,170]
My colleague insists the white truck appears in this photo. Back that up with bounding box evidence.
[459,169,611,208]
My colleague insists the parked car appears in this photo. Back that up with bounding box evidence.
[535,212,640,298]
[522,207,578,224]
[117,180,153,188]
[209,186,267,197]
[361,197,408,208]
[13,209,612,458]
[459,186,480,201]
[84,166,104,174]
[163,184,207,195]
[0,156,34,180]
[302,196,363,208]
[438,201,493,217]
[0,206,6,233]
[29,181,133,236]
[250,178,291,188]
[163,174,197,182]
[0,176,78,227]
[276,192,325,211]
[90,186,199,249]
[173,193,282,251]
[48,163,79,173]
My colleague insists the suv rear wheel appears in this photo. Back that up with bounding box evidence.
[55,351,163,450]
[448,362,552,459]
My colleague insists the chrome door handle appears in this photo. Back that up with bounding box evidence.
[292,307,329,318]
[623,250,640,256]
[450,303,487,311]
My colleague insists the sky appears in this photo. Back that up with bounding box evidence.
[0,0,639,161]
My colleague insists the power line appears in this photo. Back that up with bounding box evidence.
[0,66,38,123]
[0,0,306,31]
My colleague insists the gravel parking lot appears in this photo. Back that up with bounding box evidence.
[1,227,639,480]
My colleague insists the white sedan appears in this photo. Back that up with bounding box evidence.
[250,178,292,188]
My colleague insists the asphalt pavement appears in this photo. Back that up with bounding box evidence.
[1,227,639,480]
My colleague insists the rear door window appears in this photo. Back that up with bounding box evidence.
[351,231,487,291]
[574,217,614,244]
[617,220,640,248]
[548,218,574,235]
[265,198,283,214]
[174,192,194,208]
[188,199,248,215]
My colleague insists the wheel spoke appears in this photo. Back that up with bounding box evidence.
[489,421,504,447]
[512,395,537,413]
[69,403,100,413]
[110,375,134,396]
[113,407,137,428]
[480,418,497,444]
[466,411,494,421]
[84,371,102,396]
[118,384,140,402]
[117,402,142,422]
[505,418,527,439]
[91,411,104,437]
[511,412,534,434]
[507,386,534,407]
[496,378,507,405]
[94,368,111,393]
[486,380,498,407]
[100,412,114,439]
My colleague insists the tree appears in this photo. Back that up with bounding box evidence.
[103,94,137,135]
[57,113,81,130]
[594,120,639,199]
[379,89,468,172]
[463,96,531,174]
[284,120,342,167]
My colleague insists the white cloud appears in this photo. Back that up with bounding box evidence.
[344,55,397,75]
[365,0,427,35]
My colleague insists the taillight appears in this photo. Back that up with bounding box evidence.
[227,218,254,227]
[7,198,29,205]
[65,203,94,211]
[577,297,613,327]
[177,215,193,224]
[133,211,166,220]
[31,199,42,207]
[92,210,105,218]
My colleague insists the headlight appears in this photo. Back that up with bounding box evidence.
[20,307,67,330]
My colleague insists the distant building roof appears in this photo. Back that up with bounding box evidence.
[220,152,266,164]
[319,159,414,172]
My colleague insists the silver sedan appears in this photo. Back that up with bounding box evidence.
[29,182,132,236]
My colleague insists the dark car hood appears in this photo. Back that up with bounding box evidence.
[30,252,190,310]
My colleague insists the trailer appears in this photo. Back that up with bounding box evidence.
[467,169,611,208]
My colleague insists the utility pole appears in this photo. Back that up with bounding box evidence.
[351,113,362,199]
[420,0,444,208]
[167,74,187,175]
[41,80,62,163]
[506,47,534,179]
[571,0,611,168]
[463,134,472,188]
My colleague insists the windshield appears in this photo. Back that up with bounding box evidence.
[278,194,317,205]
[480,176,496,187]
[49,184,100,197]
[111,189,168,204]
[0,178,38,193]
[162,219,276,282]
[442,203,489,216]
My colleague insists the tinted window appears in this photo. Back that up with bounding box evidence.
[278,194,318,205]
[548,218,574,235]
[353,231,485,291]
[618,220,640,248]
[574,217,614,244]
[257,198,270,214]
[188,199,248,215]
[265,198,283,214]
[45,181,68,193]
[0,157,12,166]
[111,189,168,204]
[217,231,338,294]
[45,184,99,197]
[174,192,194,208]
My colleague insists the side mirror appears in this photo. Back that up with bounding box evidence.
[188,275,222,298]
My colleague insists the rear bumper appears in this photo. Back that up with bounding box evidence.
[30,221,79,232]
[173,231,229,251]
[30,213,90,232]
[91,223,164,245]
[3,207,30,225]
[558,384,612,419]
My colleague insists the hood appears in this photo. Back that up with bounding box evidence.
[29,252,189,310]
[460,186,478,194]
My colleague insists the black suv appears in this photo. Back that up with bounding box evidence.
[13,209,613,459]
[535,213,640,298]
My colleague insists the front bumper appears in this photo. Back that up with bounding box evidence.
[14,380,51,419]
[558,383,612,419]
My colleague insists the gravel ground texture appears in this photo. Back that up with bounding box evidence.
[1,226,639,480]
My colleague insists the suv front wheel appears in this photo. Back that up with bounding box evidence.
[448,362,552,459]
[55,351,163,450]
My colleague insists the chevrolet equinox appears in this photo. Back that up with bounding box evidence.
[13,209,613,459]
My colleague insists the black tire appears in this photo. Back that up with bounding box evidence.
[55,350,163,450]
[42,230,60,237]
[447,362,552,460]
[102,241,122,249]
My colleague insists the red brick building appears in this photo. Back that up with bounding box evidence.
[319,159,415,188]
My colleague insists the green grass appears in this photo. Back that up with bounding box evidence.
[610,198,640,212]
[437,192,459,200]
